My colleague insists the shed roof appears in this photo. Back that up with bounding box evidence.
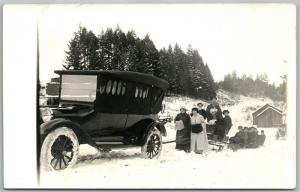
[55,70,169,90]
[252,104,283,118]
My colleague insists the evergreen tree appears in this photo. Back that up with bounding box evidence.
[64,26,100,70]
[173,43,191,95]
[159,45,177,94]
[64,30,81,70]
[143,35,162,77]
[219,71,286,101]
[64,25,217,99]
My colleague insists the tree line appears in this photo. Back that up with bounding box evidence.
[63,26,216,99]
[217,71,287,101]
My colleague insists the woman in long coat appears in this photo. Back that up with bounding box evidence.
[190,108,209,154]
[174,107,191,152]
[206,96,224,141]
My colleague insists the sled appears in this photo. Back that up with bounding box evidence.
[208,140,229,152]
[207,134,229,152]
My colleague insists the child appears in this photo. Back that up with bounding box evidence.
[223,110,232,135]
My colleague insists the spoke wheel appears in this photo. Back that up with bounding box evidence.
[141,128,162,159]
[40,127,79,172]
[50,135,74,170]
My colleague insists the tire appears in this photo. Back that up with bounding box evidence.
[141,127,162,159]
[40,127,79,171]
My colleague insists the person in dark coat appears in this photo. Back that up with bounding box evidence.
[197,102,207,120]
[223,110,233,135]
[206,97,224,141]
[174,107,191,152]
[246,127,258,148]
[257,130,266,146]
[229,126,246,143]
[229,126,247,151]
[244,127,250,147]
[206,97,223,122]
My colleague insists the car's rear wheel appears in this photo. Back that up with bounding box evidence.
[40,127,79,171]
[141,127,162,159]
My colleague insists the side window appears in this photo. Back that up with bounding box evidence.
[106,80,112,94]
[143,88,149,99]
[139,87,143,98]
[99,79,106,94]
[117,81,122,95]
[111,81,117,95]
[135,87,139,98]
[121,82,126,95]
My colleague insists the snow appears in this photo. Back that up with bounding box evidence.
[39,90,294,189]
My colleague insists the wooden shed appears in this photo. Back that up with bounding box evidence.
[252,104,283,128]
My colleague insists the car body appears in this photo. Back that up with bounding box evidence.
[39,70,169,171]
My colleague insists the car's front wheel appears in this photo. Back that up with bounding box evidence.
[40,127,79,171]
[141,127,162,159]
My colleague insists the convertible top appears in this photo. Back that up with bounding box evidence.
[54,70,169,90]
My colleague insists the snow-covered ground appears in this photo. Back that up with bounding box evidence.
[39,90,295,189]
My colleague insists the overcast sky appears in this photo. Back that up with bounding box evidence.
[39,4,296,85]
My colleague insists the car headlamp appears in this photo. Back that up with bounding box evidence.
[40,108,53,122]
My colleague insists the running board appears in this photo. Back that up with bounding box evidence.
[95,141,124,145]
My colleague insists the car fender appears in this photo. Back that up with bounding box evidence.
[40,118,95,147]
[153,121,167,137]
[141,121,167,145]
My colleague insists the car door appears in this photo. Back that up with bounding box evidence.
[84,76,128,136]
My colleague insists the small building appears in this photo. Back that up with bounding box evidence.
[46,77,60,96]
[252,104,283,128]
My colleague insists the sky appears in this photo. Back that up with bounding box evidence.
[39,4,296,85]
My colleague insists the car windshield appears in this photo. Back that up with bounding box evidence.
[60,75,97,102]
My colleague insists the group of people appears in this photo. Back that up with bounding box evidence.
[174,97,232,154]
[229,126,266,151]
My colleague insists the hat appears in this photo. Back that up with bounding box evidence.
[180,106,187,111]
[197,102,203,106]
[223,110,229,114]
[191,107,199,112]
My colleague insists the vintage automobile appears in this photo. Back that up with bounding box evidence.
[39,70,169,171]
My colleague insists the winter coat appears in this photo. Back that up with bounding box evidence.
[175,113,191,131]
[206,104,223,122]
[174,112,191,149]
[224,116,232,133]
[247,130,258,148]
[230,130,248,146]
[198,109,207,120]
[191,114,205,125]
[190,114,206,133]
[257,134,266,146]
